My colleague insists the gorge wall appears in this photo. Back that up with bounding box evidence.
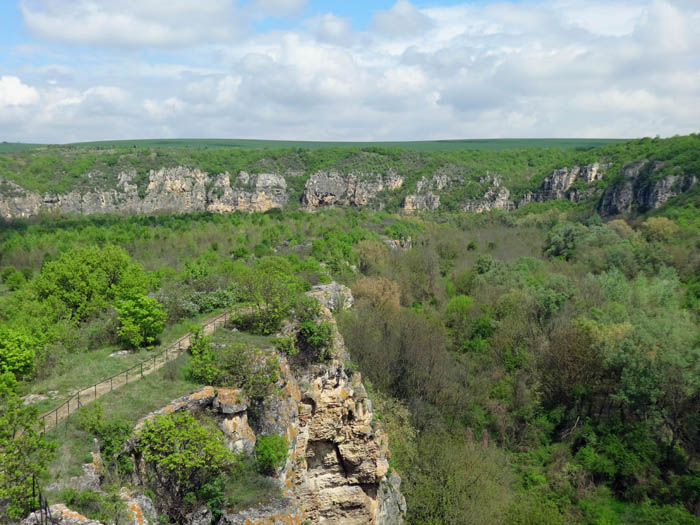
[1,159,696,220]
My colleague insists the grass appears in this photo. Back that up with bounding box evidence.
[26,307,229,416]
[211,326,276,348]
[10,137,624,152]
[45,351,202,482]
[0,142,42,152]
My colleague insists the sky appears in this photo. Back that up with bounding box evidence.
[0,0,699,143]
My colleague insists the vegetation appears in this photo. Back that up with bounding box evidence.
[1,135,700,523]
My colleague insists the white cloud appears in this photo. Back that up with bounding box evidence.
[371,0,433,38]
[0,76,40,108]
[252,0,308,17]
[20,0,243,48]
[3,0,700,142]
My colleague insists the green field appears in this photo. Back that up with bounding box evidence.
[0,142,43,153]
[1,137,624,152]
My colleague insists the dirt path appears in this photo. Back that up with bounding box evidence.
[38,311,232,433]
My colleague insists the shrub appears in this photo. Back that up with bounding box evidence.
[0,327,37,380]
[297,320,333,361]
[274,335,299,356]
[52,488,127,524]
[115,295,167,349]
[255,434,288,474]
[135,412,236,523]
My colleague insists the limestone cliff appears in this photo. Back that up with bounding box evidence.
[461,174,513,213]
[598,160,697,216]
[301,171,404,210]
[519,163,604,206]
[123,285,404,525]
[0,168,287,220]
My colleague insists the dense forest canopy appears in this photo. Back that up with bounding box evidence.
[1,134,699,524]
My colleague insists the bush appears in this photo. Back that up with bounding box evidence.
[255,434,288,474]
[115,295,167,349]
[297,320,333,361]
[52,488,127,524]
[0,327,37,380]
[187,331,278,401]
[135,412,236,523]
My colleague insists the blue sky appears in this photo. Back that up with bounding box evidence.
[1,0,699,142]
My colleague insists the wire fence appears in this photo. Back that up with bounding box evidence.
[30,474,58,525]
[37,310,231,434]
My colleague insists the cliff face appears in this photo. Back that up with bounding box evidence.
[0,168,287,220]
[301,171,404,210]
[124,285,405,525]
[598,160,697,216]
[519,163,604,206]
[2,158,696,221]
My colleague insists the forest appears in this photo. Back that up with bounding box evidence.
[1,137,700,524]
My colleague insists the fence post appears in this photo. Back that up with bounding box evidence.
[43,417,46,434]
[126,369,128,384]
[55,409,57,428]
[140,362,143,378]
[94,383,97,400]
[111,377,113,391]
[78,390,80,408]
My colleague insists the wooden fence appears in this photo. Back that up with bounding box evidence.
[38,311,230,434]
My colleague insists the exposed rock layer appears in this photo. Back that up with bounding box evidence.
[2,158,695,220]
[0,168,287,220]
[123,291,404,525]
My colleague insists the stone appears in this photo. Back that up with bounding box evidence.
[186,506,212,525]
[0,166,288,221]
[307,282,354,312]
[302,171,404,210]
[23,504,102,525]
[108,350,129,358]
[461,174,513,213]
[212,388,248,415]
[120,488,157,525]
[21,393,48,405]
[219,498,303,524]
[599,160,697,216]
[377,472,407,525]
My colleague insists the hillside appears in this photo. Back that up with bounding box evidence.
[0,135,697,223]
[1,134,700,525]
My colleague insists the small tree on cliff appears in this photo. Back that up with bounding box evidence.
[135,412,235,523]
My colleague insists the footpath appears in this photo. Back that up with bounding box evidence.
[38,311,231,433]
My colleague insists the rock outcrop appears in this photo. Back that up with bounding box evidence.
[519,163,604,206]
[23,504,103,525]
[123,288,404,525]
[461,174,513,213]
[302,171,403,210]
[599,160,697,216]
[0,168,287,220]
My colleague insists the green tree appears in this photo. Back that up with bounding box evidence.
[134,412,235,523]
[254,434,288,474]
[0,373,56,521]
[114,295,166,349]
[0,327,38,380]
[35,245,146,321]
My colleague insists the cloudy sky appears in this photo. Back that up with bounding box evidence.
[0,0,698,143]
